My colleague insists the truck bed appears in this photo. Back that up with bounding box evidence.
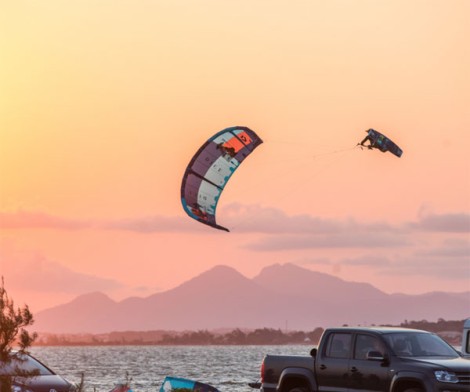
[262,354,315,392]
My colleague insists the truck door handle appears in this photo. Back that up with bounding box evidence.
[319,364,327,370]
[350,367,358,373]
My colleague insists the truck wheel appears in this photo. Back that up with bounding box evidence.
[288,388,308,392]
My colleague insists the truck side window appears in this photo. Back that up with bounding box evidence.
[354,334,384,359]
[325,333,351,359]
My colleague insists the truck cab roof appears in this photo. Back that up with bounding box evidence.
[324,326,428,334]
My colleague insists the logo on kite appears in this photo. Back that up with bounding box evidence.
[181,126,263,232]
[358,129,403,158]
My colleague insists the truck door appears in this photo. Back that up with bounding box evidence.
[348,333,391,392]
[316,332,352,392]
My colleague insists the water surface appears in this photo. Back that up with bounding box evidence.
[31,345,311,392]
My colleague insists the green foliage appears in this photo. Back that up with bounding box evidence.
[158,327,325,345]
[0,277,38,392]
[400,318,465,333]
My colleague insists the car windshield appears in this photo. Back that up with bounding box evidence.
[0,353,54,376]
[384,332,459,358]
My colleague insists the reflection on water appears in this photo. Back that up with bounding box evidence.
[31,345,310,392]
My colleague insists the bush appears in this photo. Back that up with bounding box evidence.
[0,277,38,392]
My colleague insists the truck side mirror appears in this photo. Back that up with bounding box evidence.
[367,351,385,361]
[310,348,317,358]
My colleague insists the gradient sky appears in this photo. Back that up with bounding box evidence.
[1,0,469,313]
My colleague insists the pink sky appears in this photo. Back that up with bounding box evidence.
[1,0,469,312]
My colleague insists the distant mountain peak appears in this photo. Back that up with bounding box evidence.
[258,262,322,275]
[70,291,115,305]
[171,264,256,294]
[200,264,242,277]
[256,262,344,282]
[254,262,386,298]
[33,263,469,334]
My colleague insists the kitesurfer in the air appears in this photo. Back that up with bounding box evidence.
[358,128,388,152]
[357,128,403,157]
[359,129,376,149]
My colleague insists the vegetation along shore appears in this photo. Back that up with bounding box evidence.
[33,319,466,346]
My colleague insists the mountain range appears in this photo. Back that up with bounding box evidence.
[33,263,470,334]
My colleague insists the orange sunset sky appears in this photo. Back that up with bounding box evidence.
[1,0,469,313]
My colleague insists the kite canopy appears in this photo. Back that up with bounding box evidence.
[181,126,263,231]
[359,129,403,158]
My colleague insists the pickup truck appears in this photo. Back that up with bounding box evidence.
[250,326,470,392]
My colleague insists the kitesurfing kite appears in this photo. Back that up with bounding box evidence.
[358,129,403,158]
[181,126,263,232]
[159,376,220,392]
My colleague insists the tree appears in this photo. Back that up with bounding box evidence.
[0,277,38,392]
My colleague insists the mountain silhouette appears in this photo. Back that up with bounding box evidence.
[33,263,470,333]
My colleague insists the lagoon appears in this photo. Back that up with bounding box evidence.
[31,345,310,392]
